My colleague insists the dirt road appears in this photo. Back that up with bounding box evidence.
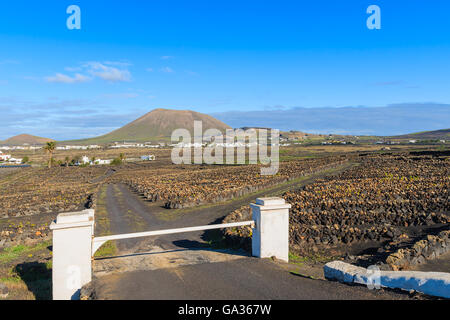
[91,163,412,300]
[96,163,356,252]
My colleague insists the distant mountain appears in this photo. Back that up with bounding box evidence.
[1,134,54,145]
[65,108,232,144]
[211,104,450,136]
[390,128,450,140]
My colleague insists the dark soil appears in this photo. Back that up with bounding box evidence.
[224,153,450,273]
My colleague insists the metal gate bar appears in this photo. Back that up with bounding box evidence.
[92,220,255,255]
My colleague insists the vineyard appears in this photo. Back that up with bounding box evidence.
[0,155,348,221]
[286,155,449,246]
[0,166,107,219]
[112,156,349,209]
[1,151,448,271]
[224,153,450,268]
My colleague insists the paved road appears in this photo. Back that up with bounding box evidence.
[93,257,410,300]
[92,164,412,300]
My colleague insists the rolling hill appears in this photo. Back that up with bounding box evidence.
[390,128,450,140]
[0,134,54,145]
[65,108,232,144]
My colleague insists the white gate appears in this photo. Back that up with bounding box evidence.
[50,197,291,300]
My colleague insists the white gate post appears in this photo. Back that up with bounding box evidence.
[250,197,291,262]
[50,209,94,300]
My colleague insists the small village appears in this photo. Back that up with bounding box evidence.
[0,133,447,168]
[0,152,23,165]
[0,149,156,167]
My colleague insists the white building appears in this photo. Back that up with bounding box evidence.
[0,153,11,161]
[81,156,91,164]
[174,142,205,148]
[0,153,9,161]
[8,157,23,164]
[79,156,112,166]
[110,142,147,149]
[141,155,156,161]
[94,159,112,165]
[57,145,100,150]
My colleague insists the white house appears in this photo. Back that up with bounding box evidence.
[79,156,113,166]
[0,153,11,161]
[174,142,205,148]
[94,159,112,165]
[81,156,91,165]
[109,142,146,149]
[8,157,23,164]
[141,155,156,161]
[57,145,91,150]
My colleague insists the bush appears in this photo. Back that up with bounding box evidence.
[111,158,123,166]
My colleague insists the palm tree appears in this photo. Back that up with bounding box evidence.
[43,142,56,168]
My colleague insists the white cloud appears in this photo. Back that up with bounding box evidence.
[45,73,91,84]
[146,68,154,72]
[44,61,133,84]
[161,56,173,60]
[84,62,132,82]
[161,67,174,73]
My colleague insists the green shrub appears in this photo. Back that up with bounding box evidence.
[111,158,123,166]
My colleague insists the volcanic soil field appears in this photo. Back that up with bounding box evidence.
[0,148,449,299]
[224,152,450,272]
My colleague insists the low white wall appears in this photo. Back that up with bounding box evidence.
[324,261,450,299]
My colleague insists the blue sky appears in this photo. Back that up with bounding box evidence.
[0,0,449,140]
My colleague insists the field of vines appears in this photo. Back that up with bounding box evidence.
[0,166,108,218]
[224,154,449,257]
[286,154,449,248]
[113,156,349,208]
